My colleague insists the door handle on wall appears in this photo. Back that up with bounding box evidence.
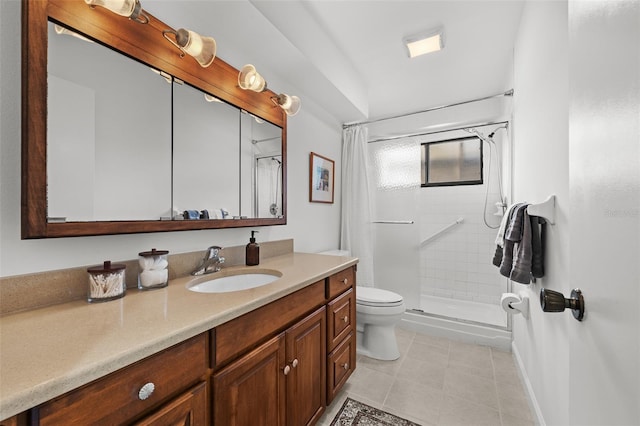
[540,288,585,321]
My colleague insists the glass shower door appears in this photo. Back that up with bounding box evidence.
[369,138,421,308]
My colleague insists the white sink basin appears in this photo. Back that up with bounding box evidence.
[186,269,281,293]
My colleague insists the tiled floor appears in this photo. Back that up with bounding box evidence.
[318,328,535,426]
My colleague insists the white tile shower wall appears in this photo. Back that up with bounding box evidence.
[418,149,508,305]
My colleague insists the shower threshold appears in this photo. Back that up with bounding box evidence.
[398,295,512,350]
[419,294,507,328]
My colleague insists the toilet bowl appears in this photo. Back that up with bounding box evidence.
[318,250,405,361]
[356,286,405,360]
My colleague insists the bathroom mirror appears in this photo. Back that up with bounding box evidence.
[48,22,172,221]
[240,113,283,218]
[173,82,241,219]
[22,0,287,238]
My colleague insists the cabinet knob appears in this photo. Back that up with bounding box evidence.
[292,358,299,368]
[341,278,348,285]
[342,316,349,323]
[138,382,155,400]
[342,363,349,370]
[283,365,291,375]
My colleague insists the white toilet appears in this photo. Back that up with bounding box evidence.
[355,286,405,360]
[319,250,405,361]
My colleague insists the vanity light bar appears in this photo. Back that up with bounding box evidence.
[84,0,300,114]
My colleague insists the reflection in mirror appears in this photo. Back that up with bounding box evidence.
[173,83,241,219]
[240,113,283,218]
[47,22,172,221]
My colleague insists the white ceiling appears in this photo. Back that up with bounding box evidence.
[151,0,525,124]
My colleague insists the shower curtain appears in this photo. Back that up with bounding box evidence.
[341,125,375,287]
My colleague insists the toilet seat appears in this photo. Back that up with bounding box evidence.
[356,286,404,307]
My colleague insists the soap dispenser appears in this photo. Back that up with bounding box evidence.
[246,230,260,266]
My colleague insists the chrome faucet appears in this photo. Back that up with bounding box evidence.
[191,246,225,276]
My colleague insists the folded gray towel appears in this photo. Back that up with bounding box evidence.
[531,217,545,278]
[510,209,533,284]
[494,203,546,284]
[499,204,528,278]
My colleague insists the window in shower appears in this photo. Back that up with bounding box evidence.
[421,136,483,187]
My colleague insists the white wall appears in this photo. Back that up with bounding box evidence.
[0,0,343,277]
[512,2,570,424]
[513,1,640,425]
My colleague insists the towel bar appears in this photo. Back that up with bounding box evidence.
[527,195,556,225]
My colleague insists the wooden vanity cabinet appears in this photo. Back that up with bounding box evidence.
[213,281,327,426]
[213,306,326,426]
[0,414,26,426]
[20,265,357,426]
[32,334,209,425]
[326,267,356,404]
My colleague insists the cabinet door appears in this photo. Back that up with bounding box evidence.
[133,382,207,426]
[327,288,355,352]
[285,306,326,426]
[213,334,286,426]
[327,332,356,404]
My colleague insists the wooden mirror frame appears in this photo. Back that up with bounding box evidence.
[22,0,287,238]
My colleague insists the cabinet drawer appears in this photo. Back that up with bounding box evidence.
[132,381,208,426]
[327,288,355,352]
[327,267,355,299]
[327,332,356,404]
[35,334,208,425]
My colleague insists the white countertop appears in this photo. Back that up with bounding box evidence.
[0,252,358,420]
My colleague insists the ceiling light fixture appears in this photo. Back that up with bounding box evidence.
[238,64,267,92]
[163,28,217,68]
[403,28,445,58]
[84,0,149,24]
[272,94,301,116]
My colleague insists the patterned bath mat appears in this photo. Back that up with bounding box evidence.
[330,397,422,426]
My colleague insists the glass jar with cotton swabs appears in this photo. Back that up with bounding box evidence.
[87,261,126,303]
[138,248,169,290]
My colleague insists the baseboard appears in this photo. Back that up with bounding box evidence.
[511,342,546,426]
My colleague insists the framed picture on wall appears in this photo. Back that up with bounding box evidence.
[309,152,335,203]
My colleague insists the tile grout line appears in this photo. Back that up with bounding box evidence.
[380,333,415,407]
[490,347,507,426]
[434,338,453,426]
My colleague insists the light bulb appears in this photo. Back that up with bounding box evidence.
[85,0,148,23]
[276,94,301,116]
[238,65,267,92]
[175,29,216,68]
